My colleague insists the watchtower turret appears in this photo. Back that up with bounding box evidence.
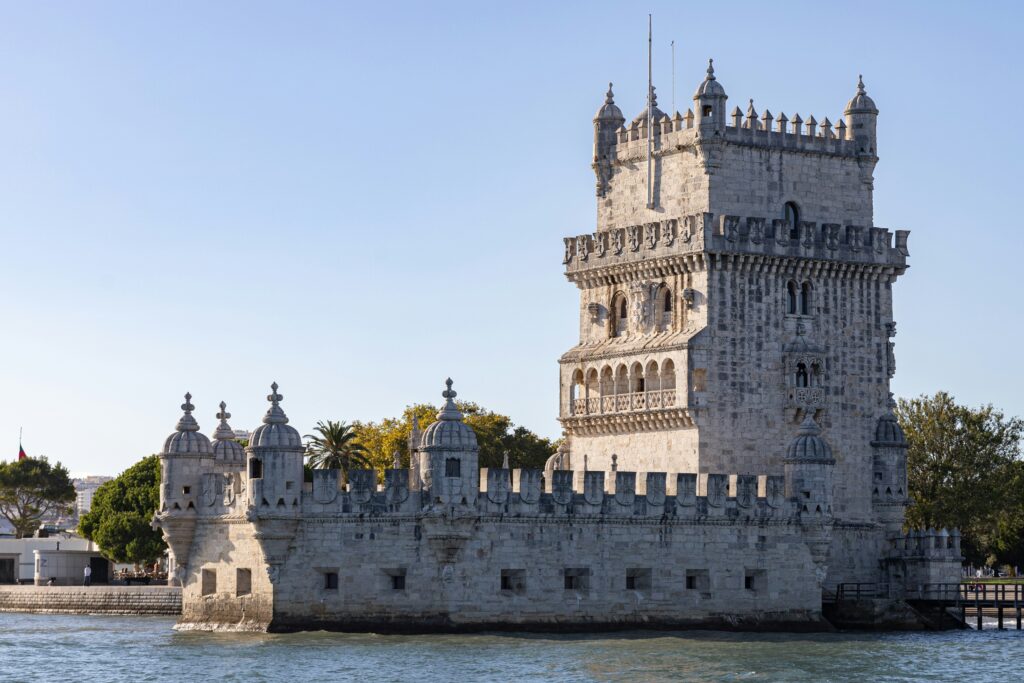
[694,59,727,133]
[592,83,624,197]
[871,395,909,534]
[245,382,304,513]
[844,75,878,156]
[417,378,479,508]
[784,415,835,520]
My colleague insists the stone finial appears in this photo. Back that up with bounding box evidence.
[213,400,235,440]
[605,82,615,105]
[392,451,401,469]
[730,106,742,127]
[611,453,618,472]
[706,58,715,79]
[435,378,463,421]
[857,74,866,95]
[776,112,788,134]
[806,114,817,137]
[745,99,758,129]
[262,381,289,425]
[502,451,510,469]
[176,392,200,432]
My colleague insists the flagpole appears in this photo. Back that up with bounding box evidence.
[646,14,654,210]
[671,39,676,116]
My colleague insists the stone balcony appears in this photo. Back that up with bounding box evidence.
[563,389,691,435]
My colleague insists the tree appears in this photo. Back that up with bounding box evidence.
[0,457,75,538]
[354,402,556,477]
[304,420,369,483]
[897,392,1024,566]
[78,455,165,564]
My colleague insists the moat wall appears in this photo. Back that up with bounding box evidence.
[0,585,181,616]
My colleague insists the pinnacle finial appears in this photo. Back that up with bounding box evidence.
[216,401,230,422]
[798,414,821,436]
[268,382,282,405]
[501,451,510,469]
[611,453,618,472]
[857,74,866,95]
[606,82,614,105]
[182,393,194,414]
[442,377,456,401]
[707,58,715,79]
[436,378,463,421]
[648,84,658,107]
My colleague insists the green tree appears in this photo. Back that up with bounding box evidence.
[78,455,165,564]
[304,420,369,483]
[897,392,1024,565]
[0,457,75,538]
[354,402,556,477]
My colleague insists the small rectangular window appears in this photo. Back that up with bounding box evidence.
[626,568,652,592]
[686,569,709,592]
[501,569,525,594]
[563,568,591,591]
[324,572,338,590]
[445,458,460,477]
[286,481,294,490]
[236,569,251,596]
[391,573,405,590]
[182,486,191,495]
[745,570,764,593]
[692,369,707,393]
[201,569,216,596]
[249,458,263,479]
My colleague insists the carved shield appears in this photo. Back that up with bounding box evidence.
[201,473,219,507]
[349,469,374,504]
[594,231,607,257]
[706,474,727,508]
[576,234,589,261]
[645,473,666,507]
[748,217,764,245]
[313,469,338,504]
[612,229,624,255]
[736,475,756,509]
[663,219,677,246]
[487,469,510,505]
[384,469,409,505]
[676,473,697,507]
[766,476,785,509]
[222,473,236,506]
[627,225,641,251]
[848,225,863,252]
[583,471,604,505]
[517,469,541,504]
[552,470,574,506]
[724,216,740,242]
[614,472,635,506]
[774,219,791,246]
[645,222,658,249]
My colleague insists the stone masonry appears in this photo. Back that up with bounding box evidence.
[153,63,960,633]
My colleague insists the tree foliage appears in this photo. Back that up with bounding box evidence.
[0,457,75,538]
[78,455,166,564]
[304,420,369,483]
[897,392,1024,566]
[353,402,556,477]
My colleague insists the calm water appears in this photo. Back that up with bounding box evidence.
[1,614,1022,682]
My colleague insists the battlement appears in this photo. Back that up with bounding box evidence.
[563,212,908,281]
[887,528,962,560]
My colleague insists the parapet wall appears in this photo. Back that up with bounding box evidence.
[0,585,182,616]
[563,212,908,279]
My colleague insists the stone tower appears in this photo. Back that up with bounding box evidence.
[560,63,909,585]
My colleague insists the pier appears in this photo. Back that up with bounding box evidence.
[831,582,1024,630]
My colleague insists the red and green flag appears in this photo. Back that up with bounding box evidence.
[18,442,26,460]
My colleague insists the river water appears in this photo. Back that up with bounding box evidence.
[1,614,1022,682]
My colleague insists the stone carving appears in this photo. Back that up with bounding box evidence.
[201,473,219,508]
[663,219,677,246]
[222,473,236,506]
[517,469,541,504]
[587,302,601,324]
[645,473,666,506]
[677,473,697,507]
[349,469,374,504]
[627,225,641,252]
[562,237,573,264]
[723,215,740,242]
[628,281,646,331]
[612,229,624,255]
[593,231,607,257]
[486,469,510,505]
[644,222,658,249]
[748,217,765,244]
[313,470,338,504]
[848,225,863,252]
[706,474,727,508]
[614,472,635,506]
[800,221,816,248]
[775,219,791,246]
[385,469,409,505]
[552,470,574,506]
[824,223,840,250]
[736,475,756,509]
[576,235,589,261]
[681,215,695,243]
[766,476,785,508]
[681,288,696,309]
[583,471,604,505]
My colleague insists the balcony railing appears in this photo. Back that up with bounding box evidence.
[572,389,677,416]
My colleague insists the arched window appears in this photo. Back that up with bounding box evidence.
[615,364,629,395]
[784,202,800,239]
[800,281,812,315]
[630,362,644,393]
[611,293,628,338]
[787,281,798,315]
[661,359,676,391]
[656,285,673,332]
[795,363,809,388]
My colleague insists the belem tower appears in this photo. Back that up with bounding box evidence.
[153,61,960,632]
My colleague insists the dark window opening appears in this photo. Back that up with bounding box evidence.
[796,363,809,388]
[391,574,405,590]
[563,568,591,591]
[702,105,713,117]
[445,458,460,477]
[501,569,525,593]
[787,281,798,314]
[625,568,652,592]
[236,568,251,596]
[785,202,800,238]
[663,291,672,312]
[182,486,191,495]
[201,569,216,596]
[323,572,338,590]
[249,458,263,479]
[619,299,627,318]
[800,282,812,315]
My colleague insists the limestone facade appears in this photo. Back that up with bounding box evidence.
[153,65,960,633]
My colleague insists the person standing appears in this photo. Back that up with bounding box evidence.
[83,564,91,587]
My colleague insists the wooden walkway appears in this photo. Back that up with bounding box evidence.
[833,582,1024,630]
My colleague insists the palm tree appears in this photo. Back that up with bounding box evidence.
[304,420,369,482]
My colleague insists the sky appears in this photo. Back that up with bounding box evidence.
[0,1,1021,476]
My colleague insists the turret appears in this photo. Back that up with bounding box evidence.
[872,394,909,534]
[152,392,213,586]
[211,401,245,469]
[592,83,624,197]
[844,75,878,155]
[246,382,304,513]
[784,415,835,519]
[693,59,727,133]
[417,378,479,508]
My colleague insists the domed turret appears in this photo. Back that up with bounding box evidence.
[786,415,834,462]
[593,83,625,197]
[844,75,877,114]
[421,378,478,451]
[162,393,212,455]
[693,59,727,133]
[873,400,907,447]
[632,84,665,124]
[250,382,301,449]
[594,82,624,123]
[843,75,878,155]
[872,395,909,533]
[211,401,245,463]
[693,59,727,99]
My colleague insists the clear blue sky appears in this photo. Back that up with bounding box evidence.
[1,1,1021,476]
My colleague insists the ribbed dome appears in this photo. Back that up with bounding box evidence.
[632,84,666,124]
[594,83,624,122]
[845,75,878,114]
[874,397,907,446]
[694,59,726,98]
[211,401,245,462]
[785,415,834,462]
[420,379,478,451]
[249,382,302,449]
[163,393,212,455]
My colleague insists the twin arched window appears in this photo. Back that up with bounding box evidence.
[611,293,628,337]
[787,280,813,315]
